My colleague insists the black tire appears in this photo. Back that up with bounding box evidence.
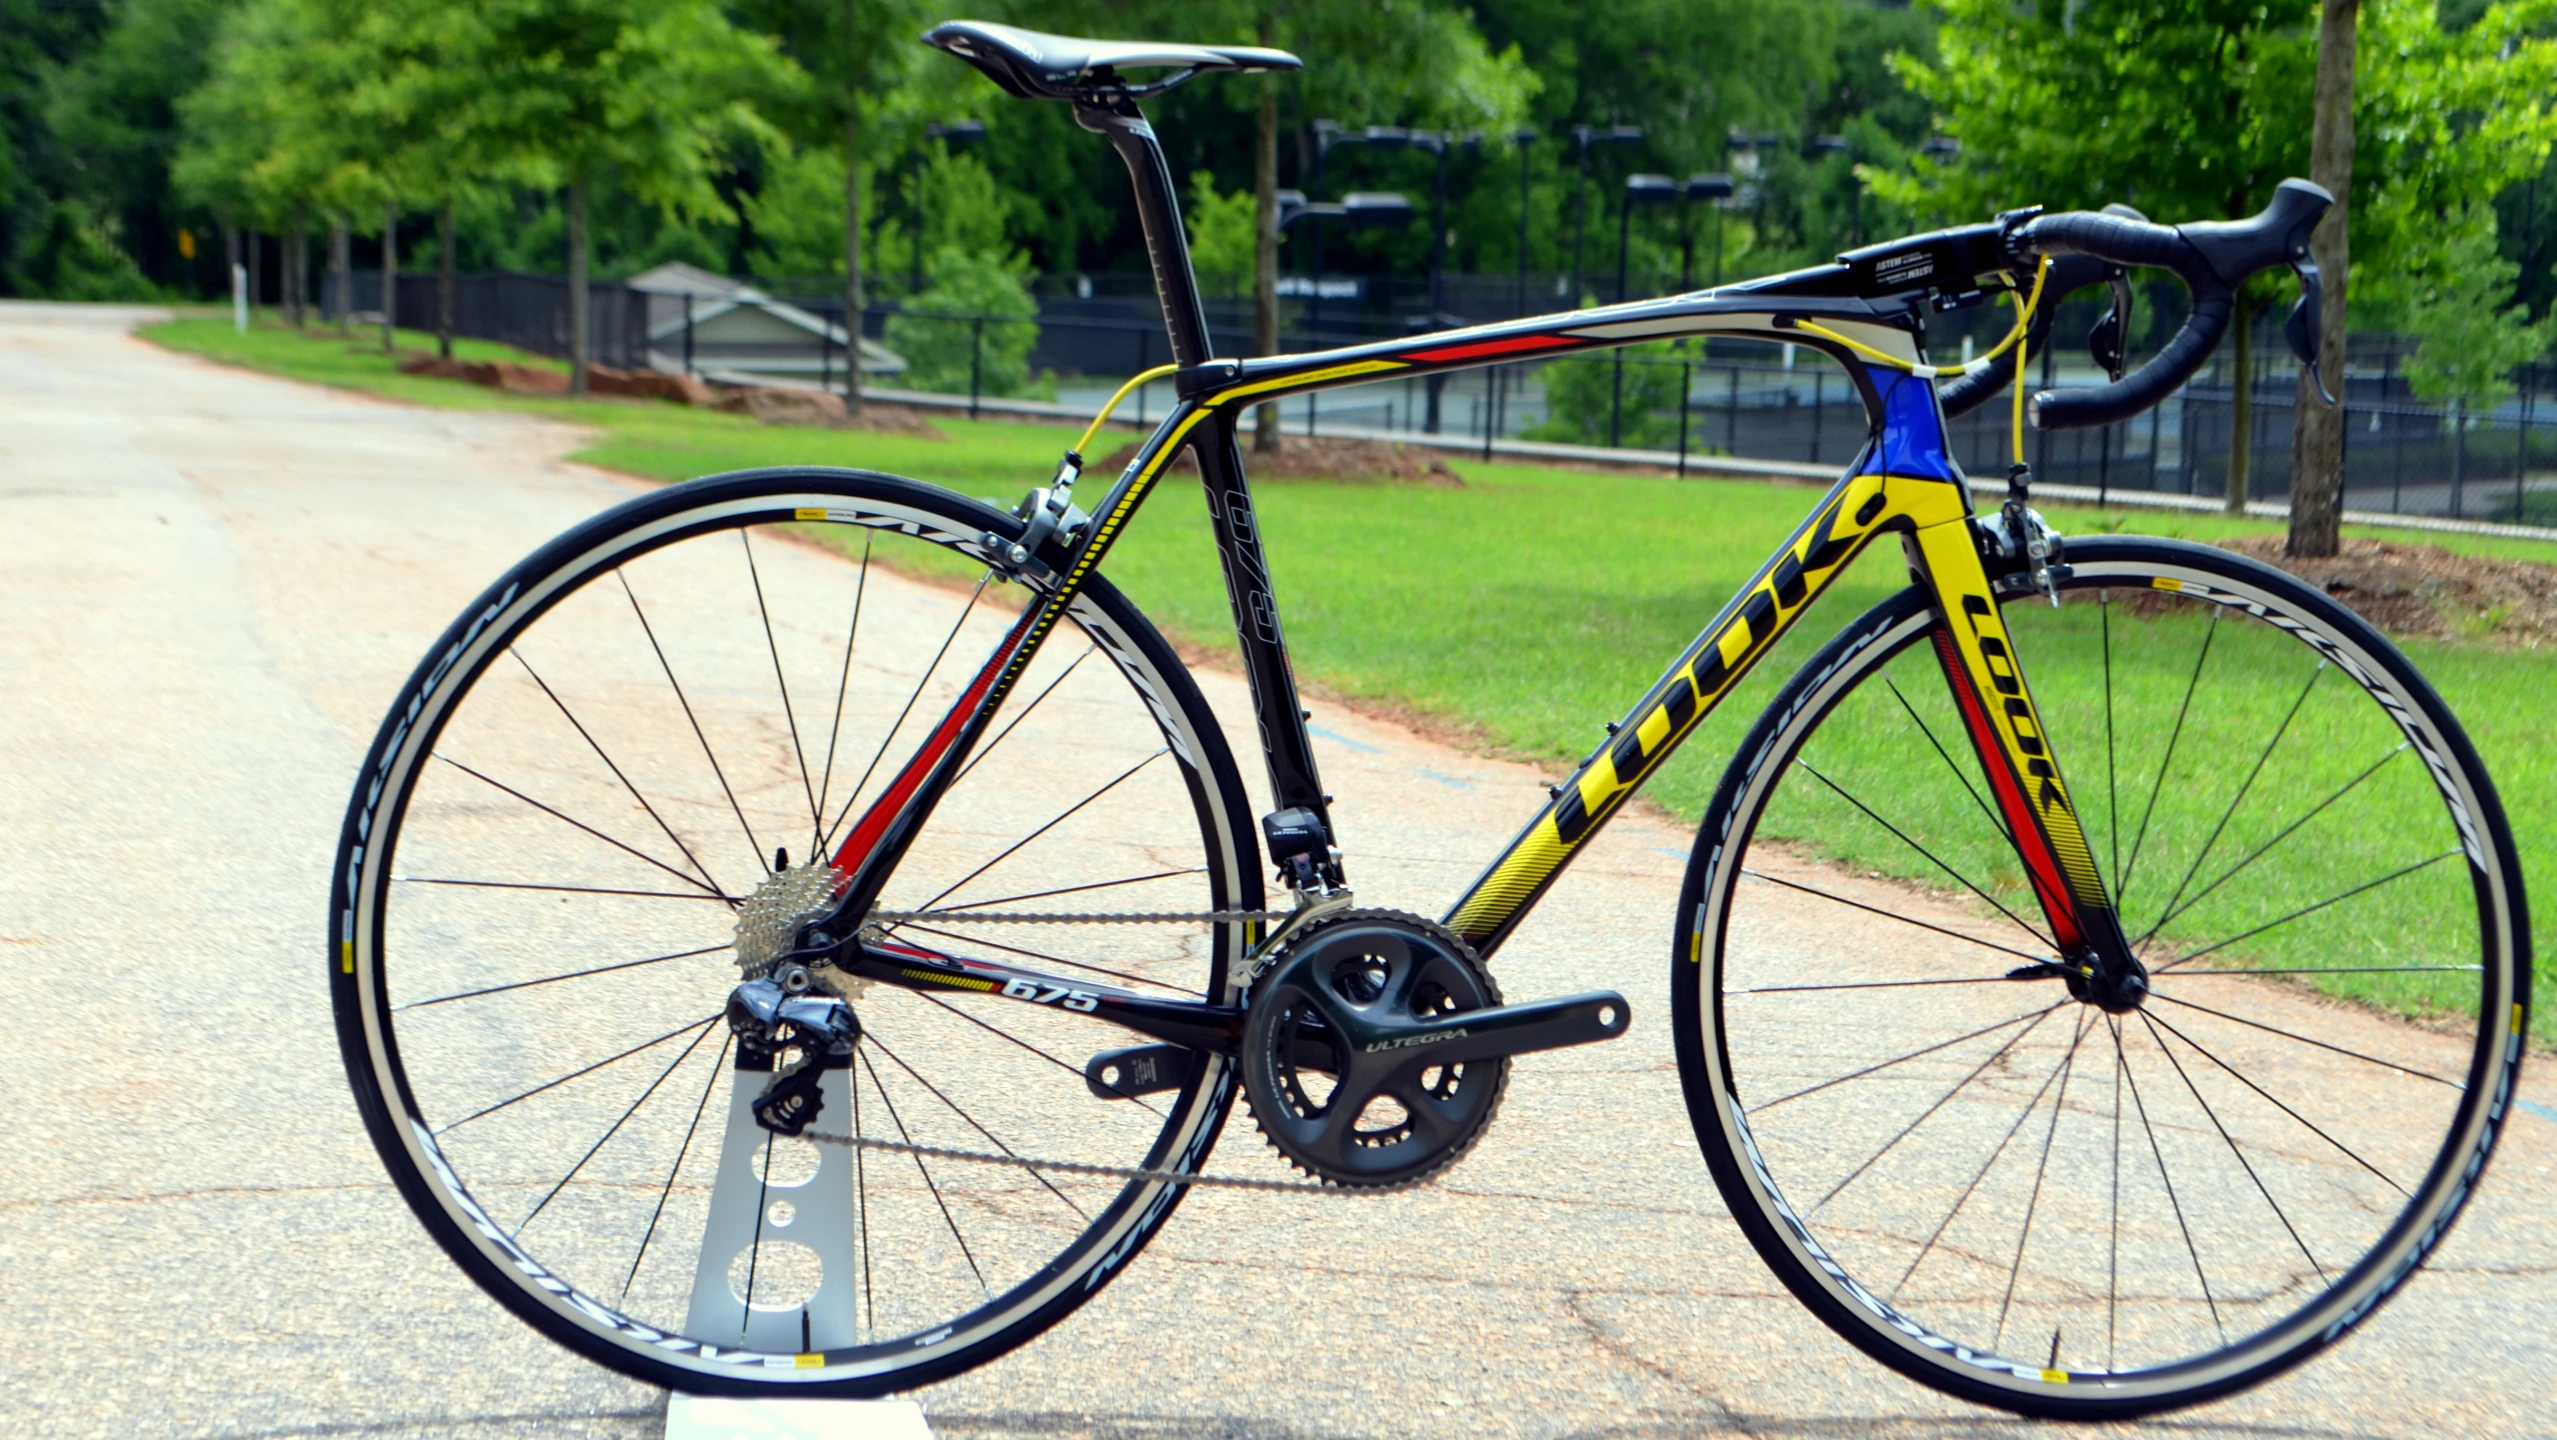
[1675,536,2529,1418]
[331,468,1262,1395]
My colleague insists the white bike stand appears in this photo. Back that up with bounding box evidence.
[686,1051,864,1354]
[666,1395,932,1440]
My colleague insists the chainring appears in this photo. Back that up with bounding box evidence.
[1240,908,1509,1189]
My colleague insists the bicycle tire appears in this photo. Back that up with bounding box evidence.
[1675,535,2528,1418]
[331,467,1261,1395]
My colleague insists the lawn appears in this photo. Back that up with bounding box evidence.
[147,315,2557,1040]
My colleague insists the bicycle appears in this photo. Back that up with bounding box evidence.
[330,19,2531,1420]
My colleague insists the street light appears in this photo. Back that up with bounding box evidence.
[1569,124,1645,306]
[1612,174,1682,447]
[1684,173,1735,290]
[1510,128,1538,320]
[1810,133,1861,247]
[909,119,987,298]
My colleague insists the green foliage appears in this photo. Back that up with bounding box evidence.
[1184,169,1255,298]
[7,194,161,298]
[1522,343,1686,448]
[2386,208,2557,409]
[746,144,854,278]
[883,245,1043,398]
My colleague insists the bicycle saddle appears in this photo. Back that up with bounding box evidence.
[923,20,1300,101]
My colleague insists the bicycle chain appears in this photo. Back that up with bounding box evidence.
[871,908,1289,926]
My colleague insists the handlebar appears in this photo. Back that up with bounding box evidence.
[2003,178,2331,430]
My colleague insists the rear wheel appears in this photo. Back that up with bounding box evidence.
[331,468,1260,1394]
[1677,536,2528,1417]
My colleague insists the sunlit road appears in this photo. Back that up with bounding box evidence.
[1,301,2551,1439]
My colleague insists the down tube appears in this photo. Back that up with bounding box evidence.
[1442,465,1977,959]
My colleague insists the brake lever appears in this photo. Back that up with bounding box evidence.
[2087,272,2133,383]
[2285,258,2335,406]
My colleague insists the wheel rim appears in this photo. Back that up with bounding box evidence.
[343,481,1251,1383]
[1694,545,2520,1403]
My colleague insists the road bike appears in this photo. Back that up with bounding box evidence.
[330,20,2532,1420]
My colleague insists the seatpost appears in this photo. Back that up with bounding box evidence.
[1076,100,1214,367]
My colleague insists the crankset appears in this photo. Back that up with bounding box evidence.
[1240,909,1630,1188]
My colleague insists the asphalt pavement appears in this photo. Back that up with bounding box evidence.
[1,301,2551,1439]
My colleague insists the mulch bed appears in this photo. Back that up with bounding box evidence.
[2217,534,2557,648]
[1094,433,1462,486]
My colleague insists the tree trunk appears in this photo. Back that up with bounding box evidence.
[331,215,352,335]
[2226,310,2252,514]
[844,99,866,413]
[567,177,590,395]
[2286,0,2357,558]
[1252,10,1282,454]
[437,197,456,360]
[381,195,399,352]
[289,214,307,327]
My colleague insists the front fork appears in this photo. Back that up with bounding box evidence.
[1906,512,2146,1008]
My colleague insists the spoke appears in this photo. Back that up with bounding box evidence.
[510,649,727,898]
[852,1046,874,1335]
[2108,1016,2123,1370]
[1995,1010,2091,1350]
[1885,675,2010,844]
[619,569,767,880]
[396,943,731,1010]
[431,754,733,902]
[2144,662,2325,943]
[857,1047,990,1301]
[952,643,1097,787]
[1894,1009,2091,1300]
[2141,1013,2328,1287]
[622,1031,731,1304]
[1755,1004,2065,1112]
[821,569,996,852]
[813,533,872,850]
[1741,869,2049,964]
[902,987,1168,1119]
[742,530,822,839]
[1798,761,2055,948]
[514,1017,720,1238]
[2119,607,2219,909]
[2164,965,2479,977]
[911,749,1168,912]
[2161,850,2462,971]
[397,877,733,903]
[1726,975,2035,994]
[930,868,1209,914]
[894,922,1202,997]
[2121,1023,2224,1345]
[435,1014,720,1135]
[1810,1006,2061,1212]
[740,1116,775,1340]
[2147,745,2408,940]
[865,1033,1089,1220]
[2147,992,2463,1089]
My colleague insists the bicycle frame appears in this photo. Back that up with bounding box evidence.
[822,97,2130,1045]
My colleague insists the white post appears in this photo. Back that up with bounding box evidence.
[232,263,248,334]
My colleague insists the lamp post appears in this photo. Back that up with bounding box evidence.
[908,118,986,300]
[1684,174,1735,290]
[1612,174,1681,447]
[1287,173,1412,435]
[1568,124,1645,307]
[1810,133,1858,248]
[1512,128,1538,320]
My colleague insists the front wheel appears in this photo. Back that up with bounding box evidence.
[331,468,1262,1395]
[1676,536,2528,1418]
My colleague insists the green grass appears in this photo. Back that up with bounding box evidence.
[145,315,2557,1040]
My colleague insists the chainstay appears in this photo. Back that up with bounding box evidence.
[800,1127,1383,1194]
[872,908,1288,926]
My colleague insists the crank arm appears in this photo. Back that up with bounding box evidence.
[1346,991,1631,1066]
[847,936,1244,1054]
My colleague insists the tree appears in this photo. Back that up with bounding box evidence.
[417,0,800,392]
[2285,0,2356,558]
[732,0,922,413]
[1878,0,2317,514]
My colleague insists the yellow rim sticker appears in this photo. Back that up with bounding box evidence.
[795,1353,824,1368]
[2152,576,2183,592]
[341,940,355,974]
[2041,1368,2069,1384]
[794,507,827,521]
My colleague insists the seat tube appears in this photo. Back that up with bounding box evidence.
[1904,516,2128,962]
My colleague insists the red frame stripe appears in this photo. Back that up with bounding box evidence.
[1401,333,1585,363]
[1930,630,2087,952]
[832,607,1038,876]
